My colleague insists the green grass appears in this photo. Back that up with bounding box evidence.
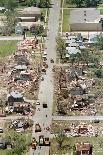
[0,40,18,57]
[63,0,76,8]
[99,8,103,15]
[50,136,103,155]
[62,9,71,32]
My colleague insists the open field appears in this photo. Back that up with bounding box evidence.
[0,40,18,57]
[62,9,71,32]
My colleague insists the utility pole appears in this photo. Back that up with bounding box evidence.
[61,0,64,36]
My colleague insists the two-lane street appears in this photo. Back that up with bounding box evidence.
[30,0,60,155]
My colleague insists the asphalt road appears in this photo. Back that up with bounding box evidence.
[30,0,60,155]
[53,115,103,121]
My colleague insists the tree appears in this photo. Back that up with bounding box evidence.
[37,0,50,8]
[55,132,67,150]
[2,10,17,35]
[0,99,4,114]
[30,25,44,35]
[25,0,36,7]
[66,0,84,7]
[84,0,101,7]
[94,68,103,78]
[4,0,18,11]
[96,35,103,50]
[6,131,28,155]
[72,145,76,155]
[57,103,67,115]
[66,0,101,7]
[56,36,66,60]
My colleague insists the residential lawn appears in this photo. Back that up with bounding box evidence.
[50,136,103,155]
[0,40,18,57]
[63,0,76,8]
[98,7,103,15]
[41,8,47,16]
[62,9,71,32]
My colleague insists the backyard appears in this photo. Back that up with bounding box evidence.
[0,40,18,57]
[50,136,103,155]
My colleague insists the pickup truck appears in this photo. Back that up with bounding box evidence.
[35,123,42,132]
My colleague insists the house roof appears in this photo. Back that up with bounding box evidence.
[76,142,92,151]
[19,7,41,15]
[66,47,81,55]
[10,91,23,99]
[70,8,100,24]
[14,65,27,70]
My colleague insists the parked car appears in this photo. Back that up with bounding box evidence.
[36,100,40,105]
[50,59,54,63]
[39,135,44,146]
[35,123,41,132]
[43,103,47,108]
[31,138,37,150]
[44,137,50,146]
[0,128,3,133]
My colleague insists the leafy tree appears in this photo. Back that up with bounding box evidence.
[2,10,17,35]
[72,145,76,155]
[57,103,67,115]
[66,0,101,7]
[0,99,4,114]
[94,68,103,78]
[96,35,103,50]
[37,0,50,8]
[30,25,44,35]
[56,36,66,60]
[55,132,67,150]
[66,0,84,7]
[6,131,28,155]
[84,0,101,7]
[4,0,18,11]
[24,0,36,7]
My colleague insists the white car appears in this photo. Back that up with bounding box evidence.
[36,100,40,105]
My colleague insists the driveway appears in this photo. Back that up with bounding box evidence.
[30,0,60,155]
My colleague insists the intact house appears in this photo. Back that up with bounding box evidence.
[70,8,102,31]
[16,7,42,30]
[75,142,93,155]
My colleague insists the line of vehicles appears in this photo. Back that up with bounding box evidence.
[31,136,50,150]
[31,100,50,150]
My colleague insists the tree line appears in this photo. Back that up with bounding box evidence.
[66,0,102,7]
[0,0,51,9]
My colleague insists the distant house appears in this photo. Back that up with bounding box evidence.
[18,7,41,21]
[16,7,42,29]
[76,142,93,155]
[70,8,102,31]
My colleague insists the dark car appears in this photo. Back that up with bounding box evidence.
[43,103,47,108]
[44,137,50,146]
[35,123,42,132]
[50,59,54,63]
[0,142,6,149]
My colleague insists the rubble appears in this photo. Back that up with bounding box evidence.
[54,65,97,115]
[0,37,45,116]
